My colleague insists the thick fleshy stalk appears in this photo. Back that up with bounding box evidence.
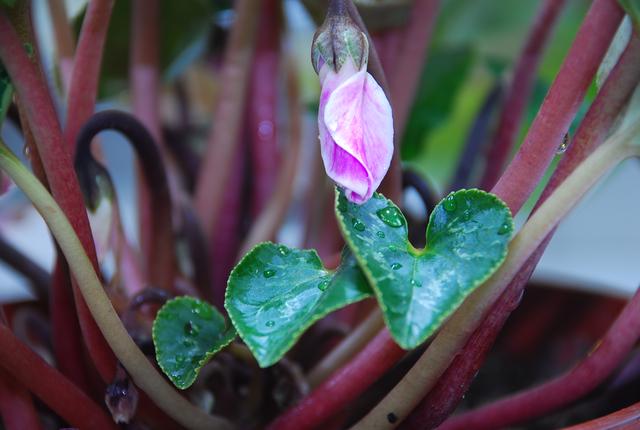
[194,0,260,238]
[491,0,623,212]
[480,0,567,190]
[0,324,117,430]
[266,329,404,430]
[0,11,117,381]
[63,0,114,148]
[563,400,640,430]
[401,31,640,430]
[0,369,42,430]
[47,0,75,92]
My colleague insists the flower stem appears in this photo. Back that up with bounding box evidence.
[0,10,117,381]
[479,0,568,190]
[63,0,114,148]
[194,0,260,238]
[491,0,624,212]
[563,400,640,430]
[0,369,42,430]
[348,123,640,430]
[0,324,117,430]
[440,284,640,430]
[267,329,404,430]
[47,0,75,92]
[0,141,233,430]
[401,30,640,430]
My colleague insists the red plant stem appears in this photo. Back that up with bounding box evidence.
[130,0,162,269]
[0,12,117,381]
[563,401,640,430]
[63,0,114,148]
[249,0,281,216]
[210,140,246,309]
[0,324,117,430]
[267,329,404,430]
[440,285,640,430]
[401,27,640,430]
[194,0,260,238]
[50,257,92,393]
[491,0,623,213]
[389,0,440,138]
[479,0,567,190]
[0,369,42,430]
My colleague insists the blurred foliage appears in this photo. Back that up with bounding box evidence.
[0,61,12,124]
[78,0,230,97]
[402,0,591,192]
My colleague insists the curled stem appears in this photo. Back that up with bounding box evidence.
[75,110,176,292]
[0,140,232,430]
[348,123,640,429]
[0,368,42,430]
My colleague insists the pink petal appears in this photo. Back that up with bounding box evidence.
[322,69,393,203]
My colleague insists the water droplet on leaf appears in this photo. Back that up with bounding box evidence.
[410,279,422,288]
[376,231,386,239]
[352,218,366,231]
[498,222,511,235]
[338,199,348,213]
[317,280,330,291]
[277,245,290,256]
[184,321,200,336]
[376,206,404,228]
[263,269,276,278]
[265,320,275,328]
[557,133,570,154]
[443,195,457,212]
[193,303,213,320]
[462,209,471,221]
[391,262,402,270]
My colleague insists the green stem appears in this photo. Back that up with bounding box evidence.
[348,122,640,429]
[0,140,233,430]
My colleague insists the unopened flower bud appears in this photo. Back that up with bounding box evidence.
[311,1,394,204]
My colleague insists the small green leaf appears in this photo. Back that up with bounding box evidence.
[336,189,513,349]
[152,297,236,389]
[225,243,373,367]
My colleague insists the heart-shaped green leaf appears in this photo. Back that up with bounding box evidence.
[153,296,236,389]
[336,188,513,349]
[225,243,373,368]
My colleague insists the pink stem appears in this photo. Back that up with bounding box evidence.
[0,324,117,430]
[563,401,640,430]
[248,0,281,216]
[389,0,440,137]
[130,0,162,270]
[0,369,42,430]
[63,0,114,148]
[440,286,640,430]
[401,26,640,430]
[491,0,623,213]
[479,0,567,190]
[266,330,404,430]
[0,12,117,382]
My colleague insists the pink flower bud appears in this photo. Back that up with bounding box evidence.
[317,55,394,204]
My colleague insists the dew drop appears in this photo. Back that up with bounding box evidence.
[352,218,366,232]
[338,199,348,213]
[376,231,386,239]
[410,279,423,288]
[184,321,200,336]
[443,195,457,212]
[317,280,330,291]
[193,303,213,320]
[391,262,402,270]
[557,133,570,154]
[376,206,404,228]
[498,222,511,235]
[265,320,275,328]
[277,245,290,256]
[263,269,276,278]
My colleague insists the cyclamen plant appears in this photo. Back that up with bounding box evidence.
[0,0,639,429]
